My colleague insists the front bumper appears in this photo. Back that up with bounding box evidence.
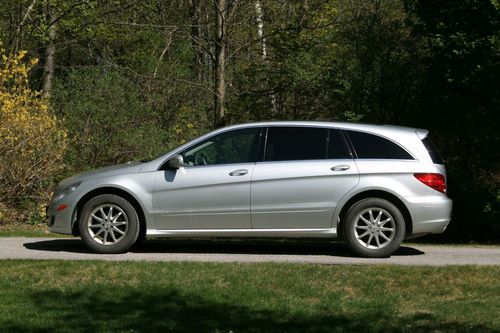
[46,199,76,235]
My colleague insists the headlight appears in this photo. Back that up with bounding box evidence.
[54,182,81,201]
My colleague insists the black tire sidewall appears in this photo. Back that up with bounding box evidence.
[79,194,140,254]
[343,198,405,258]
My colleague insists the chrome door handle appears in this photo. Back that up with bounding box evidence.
[229,169,249,176]
[331,165,350,171]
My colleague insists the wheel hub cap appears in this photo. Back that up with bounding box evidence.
[87,204,129,245]
[353,208,396,250]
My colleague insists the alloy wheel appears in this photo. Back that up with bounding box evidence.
[353,208,396,249]
[87,204,129,245]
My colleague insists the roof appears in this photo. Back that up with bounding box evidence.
[223,121,429,139]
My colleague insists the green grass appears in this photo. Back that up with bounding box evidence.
[0,230,70,237]
[0,223,70,238]
[0,261,498,332]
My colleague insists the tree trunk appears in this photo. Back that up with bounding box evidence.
[255,1,266,59]
[42,0,56,98]
[189,0,204,82]
[255,1,276,114]
[214,0,226,127]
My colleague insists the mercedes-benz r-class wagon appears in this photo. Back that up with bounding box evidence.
[47,122,452,257]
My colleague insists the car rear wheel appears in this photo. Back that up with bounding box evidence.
[343,198,405,258]
[79,194,140,254]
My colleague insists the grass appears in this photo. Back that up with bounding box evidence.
[0,260,498,333]
[0,223,69,238]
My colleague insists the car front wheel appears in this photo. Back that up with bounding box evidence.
[79,194,140,254]
[343,198,405,258]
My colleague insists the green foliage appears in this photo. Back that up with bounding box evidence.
[52,69,167,171]
[405,0,500,242]
[27,210,45,226]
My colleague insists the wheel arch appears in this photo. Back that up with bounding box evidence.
[72,187,147,239]
[336,190,413,238]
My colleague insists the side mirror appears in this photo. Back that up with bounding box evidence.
[167,155,184,169]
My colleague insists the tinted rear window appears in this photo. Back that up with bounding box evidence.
[346,130,414,160]
[422,136,444,164]
[264,127,327,161]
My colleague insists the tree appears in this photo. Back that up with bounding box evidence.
[41,0,56,96]
[214,0,228,127]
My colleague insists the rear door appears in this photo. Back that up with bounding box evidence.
[251,126,359,229]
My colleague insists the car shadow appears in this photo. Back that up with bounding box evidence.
[24,238,94,254]
[23,238,425,257]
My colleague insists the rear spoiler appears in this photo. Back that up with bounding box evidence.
[415,128,429,140]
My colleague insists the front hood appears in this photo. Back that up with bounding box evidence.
[57,161,144,190]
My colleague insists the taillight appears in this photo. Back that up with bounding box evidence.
[414,173,446,194]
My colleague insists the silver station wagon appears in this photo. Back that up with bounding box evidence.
[48,121,452,257]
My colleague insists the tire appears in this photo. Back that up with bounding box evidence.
[79,194,140,254]
[134,227,147,245]
[343,198,405,258]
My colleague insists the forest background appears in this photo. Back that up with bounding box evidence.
[0,0,498,242]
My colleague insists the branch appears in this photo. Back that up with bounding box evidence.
[48,0,94,27]
[113,64,215,95]
[153,27,178,78]
[94,21,181,29]
[9,0,37,47]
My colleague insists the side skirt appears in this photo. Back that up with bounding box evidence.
[146,228,338,238]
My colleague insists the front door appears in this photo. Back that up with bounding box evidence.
[153,127,262,229]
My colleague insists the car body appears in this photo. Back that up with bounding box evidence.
[47,121,452,257]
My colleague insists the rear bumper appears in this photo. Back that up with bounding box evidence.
[404,195,452,234]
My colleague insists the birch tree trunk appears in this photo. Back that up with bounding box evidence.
[255,1,276,114]
[214,0,226,127]
[255,1,266,59]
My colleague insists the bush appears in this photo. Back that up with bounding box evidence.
[52,69,169,172]
[0,47,67,216]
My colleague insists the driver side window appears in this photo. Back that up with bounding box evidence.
[181,127,261,167]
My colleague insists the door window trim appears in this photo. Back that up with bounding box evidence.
[159,126,263,170]
[260,125,353,163]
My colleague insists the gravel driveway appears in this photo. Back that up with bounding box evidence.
[1,237,499,266]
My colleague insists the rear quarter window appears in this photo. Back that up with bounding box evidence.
[346,130,414,160]
[422,136,444,164]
